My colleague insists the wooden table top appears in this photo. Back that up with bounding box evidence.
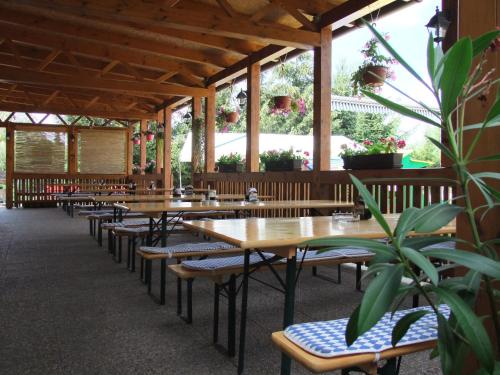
[93,194,274,203]
[114,200,353,214]
[182,215,456,249]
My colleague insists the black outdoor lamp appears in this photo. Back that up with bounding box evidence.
[236,88,247,107]
[425,6,451,44]
[182,111,191,122]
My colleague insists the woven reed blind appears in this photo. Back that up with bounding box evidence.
[78,129,127,174]
[14,130,68,173]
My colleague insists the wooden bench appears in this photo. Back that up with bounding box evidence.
[168,249,373,357]
[271,304,449,374]
[137,242,243,305]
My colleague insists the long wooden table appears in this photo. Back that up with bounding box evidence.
[114,200,354,247]
[93,194,274,204]
[182,215,456,375]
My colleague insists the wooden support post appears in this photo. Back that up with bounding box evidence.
[205,85,216,173]
[5,124,14,209]
[67,126,77,174]
[163,108,172,189]
[246,61,260,172]
[191,96,203,175]
[127,123,133,175]
[155,112,163,174]
[140,118,147,175]
[312,25,332,173]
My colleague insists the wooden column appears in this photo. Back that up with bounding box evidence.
[312,25,332,172]
[155,112,163,174]
[127,123,133,175]
[246,61,261,172]
[140,118,147,174]
[67,126,77,174]
[191,97,203,174]
[163,108,172,189]
[5,125,14,209]
[204,85,216,173]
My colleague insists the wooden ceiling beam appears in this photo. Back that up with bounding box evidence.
[0,22,217,79]
[0,5,241,67]
[9,0,321,49]
[37,49,60,71]
[42,90,59,106]
[269,0,318,31]
[215,0,238,18]
[318,0,395,29]
[0,102,155,119]
[0,65,209,97]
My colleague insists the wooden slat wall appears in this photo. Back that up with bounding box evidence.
[193,169,456,217]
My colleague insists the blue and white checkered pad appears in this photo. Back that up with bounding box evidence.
[140,241,236,258]
[295,248,373,261]
[181,252,275,271]
[284,305,450,358]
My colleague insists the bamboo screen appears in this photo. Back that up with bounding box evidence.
[78,129,127,174]
[14,130,68,173]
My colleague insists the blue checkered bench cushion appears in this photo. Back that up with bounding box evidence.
[284,304,450,358]
[294,248,374,261]
[422,240,456,250]
[140,242,237,258]
[181,252,275,271]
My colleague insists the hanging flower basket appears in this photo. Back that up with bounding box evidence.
[225,111,239,123]
[273,96,292,111]
[146,132,155,142]
[362,65,388,87]
[132,134,141,145]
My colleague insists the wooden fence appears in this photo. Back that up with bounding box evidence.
[193,168,456,217]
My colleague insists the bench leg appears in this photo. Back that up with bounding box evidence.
[227,275,236,357]
[146,259,152,294]
[117,236,122,263]
[176,260,182,315]
[237,250,250,375]
[126,238,131,269]
[98,222,103,246]
[213,283,220,344]
[280,254,297,375]
[160,259,166,305]
[356,263,362,291]
[89,219,93,236]
[186,278,193,324]
[312,266,317,276]
[140,257,144,282]
[107,230,112,253]
[131,237,136,272]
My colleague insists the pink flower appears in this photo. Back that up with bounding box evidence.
[363,140,373,146]
[397,140,406,148]
[384,33,391,41]
[303,150,310,156]
[380,138,387,144]
[222,126,229,133]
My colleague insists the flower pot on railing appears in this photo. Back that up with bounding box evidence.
[225,111,239,123]
[264,159,304,172]
[342,153,403,170]
[362,65,388,87]
[217,163,244,173]
[273,95,292,111]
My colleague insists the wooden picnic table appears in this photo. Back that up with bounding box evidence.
[182,215,456,374]
[93,194,274,203]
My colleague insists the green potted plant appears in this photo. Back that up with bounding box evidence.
[216,153,244,173]
[306,23,500,375]
[351,33,397,95]
[260,149,307,171]
[340,136,406,169]
[217,105,240,123]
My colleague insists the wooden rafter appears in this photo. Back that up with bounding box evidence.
[41,90,59,106]
[215,0,238,18]
[98,60,119,77]
[84,96,100,109]
[270,0,318,31]
[37,49,61,71]
[0,83,17,102]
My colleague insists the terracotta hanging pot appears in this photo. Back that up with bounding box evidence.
[273,95,292,111]
[146,133,155,142]
[225,111,239,123]
[362,66,388,87]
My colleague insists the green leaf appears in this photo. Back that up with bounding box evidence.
[472,30,500,56]
[401,247,439,285]
[485,97,500,127]
[468,173,496,208]
[463,122,500,131]
[474,172,500,180]
[439,37,473,118]
[423,248,500,279]
[391,310,430,347]
[427,136,454,160]
[395,207,420,242]
[472,154,500,162]
[427,33,436,80]
[413,203,463,233]
[361,90,441,127]
[437,314,456,375]
[364,20,434,94]
[434,288,495,372]
[349,174,393,238]
[358,264,404,335]
[303,237,391,254]
[345,305,361,346]
[402,236,460,250]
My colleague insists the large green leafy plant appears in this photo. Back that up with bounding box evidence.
[308,23,500,374]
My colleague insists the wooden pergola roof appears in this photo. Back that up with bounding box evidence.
[0,0,409,120]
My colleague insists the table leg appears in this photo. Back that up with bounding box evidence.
[147,217,153,246]
[237,250,250,375]
[161,212,167,247]
[280,254,297,375]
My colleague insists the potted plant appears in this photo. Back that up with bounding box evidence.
[216,153,244,173]
[340,137,406,169]
[144,160,156,174]
[307,23,500,375]
[270,97,307,116]
[217,105,240,123]
[260,149,307,171]
[351,33,397,95]
[144,130,155,142]
[132,133,141,145]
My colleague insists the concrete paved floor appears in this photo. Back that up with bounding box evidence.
[0,207,442,374]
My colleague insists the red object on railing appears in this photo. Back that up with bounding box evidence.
[146,133,155,142]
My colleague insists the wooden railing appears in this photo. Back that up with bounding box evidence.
[193,168,456,217]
